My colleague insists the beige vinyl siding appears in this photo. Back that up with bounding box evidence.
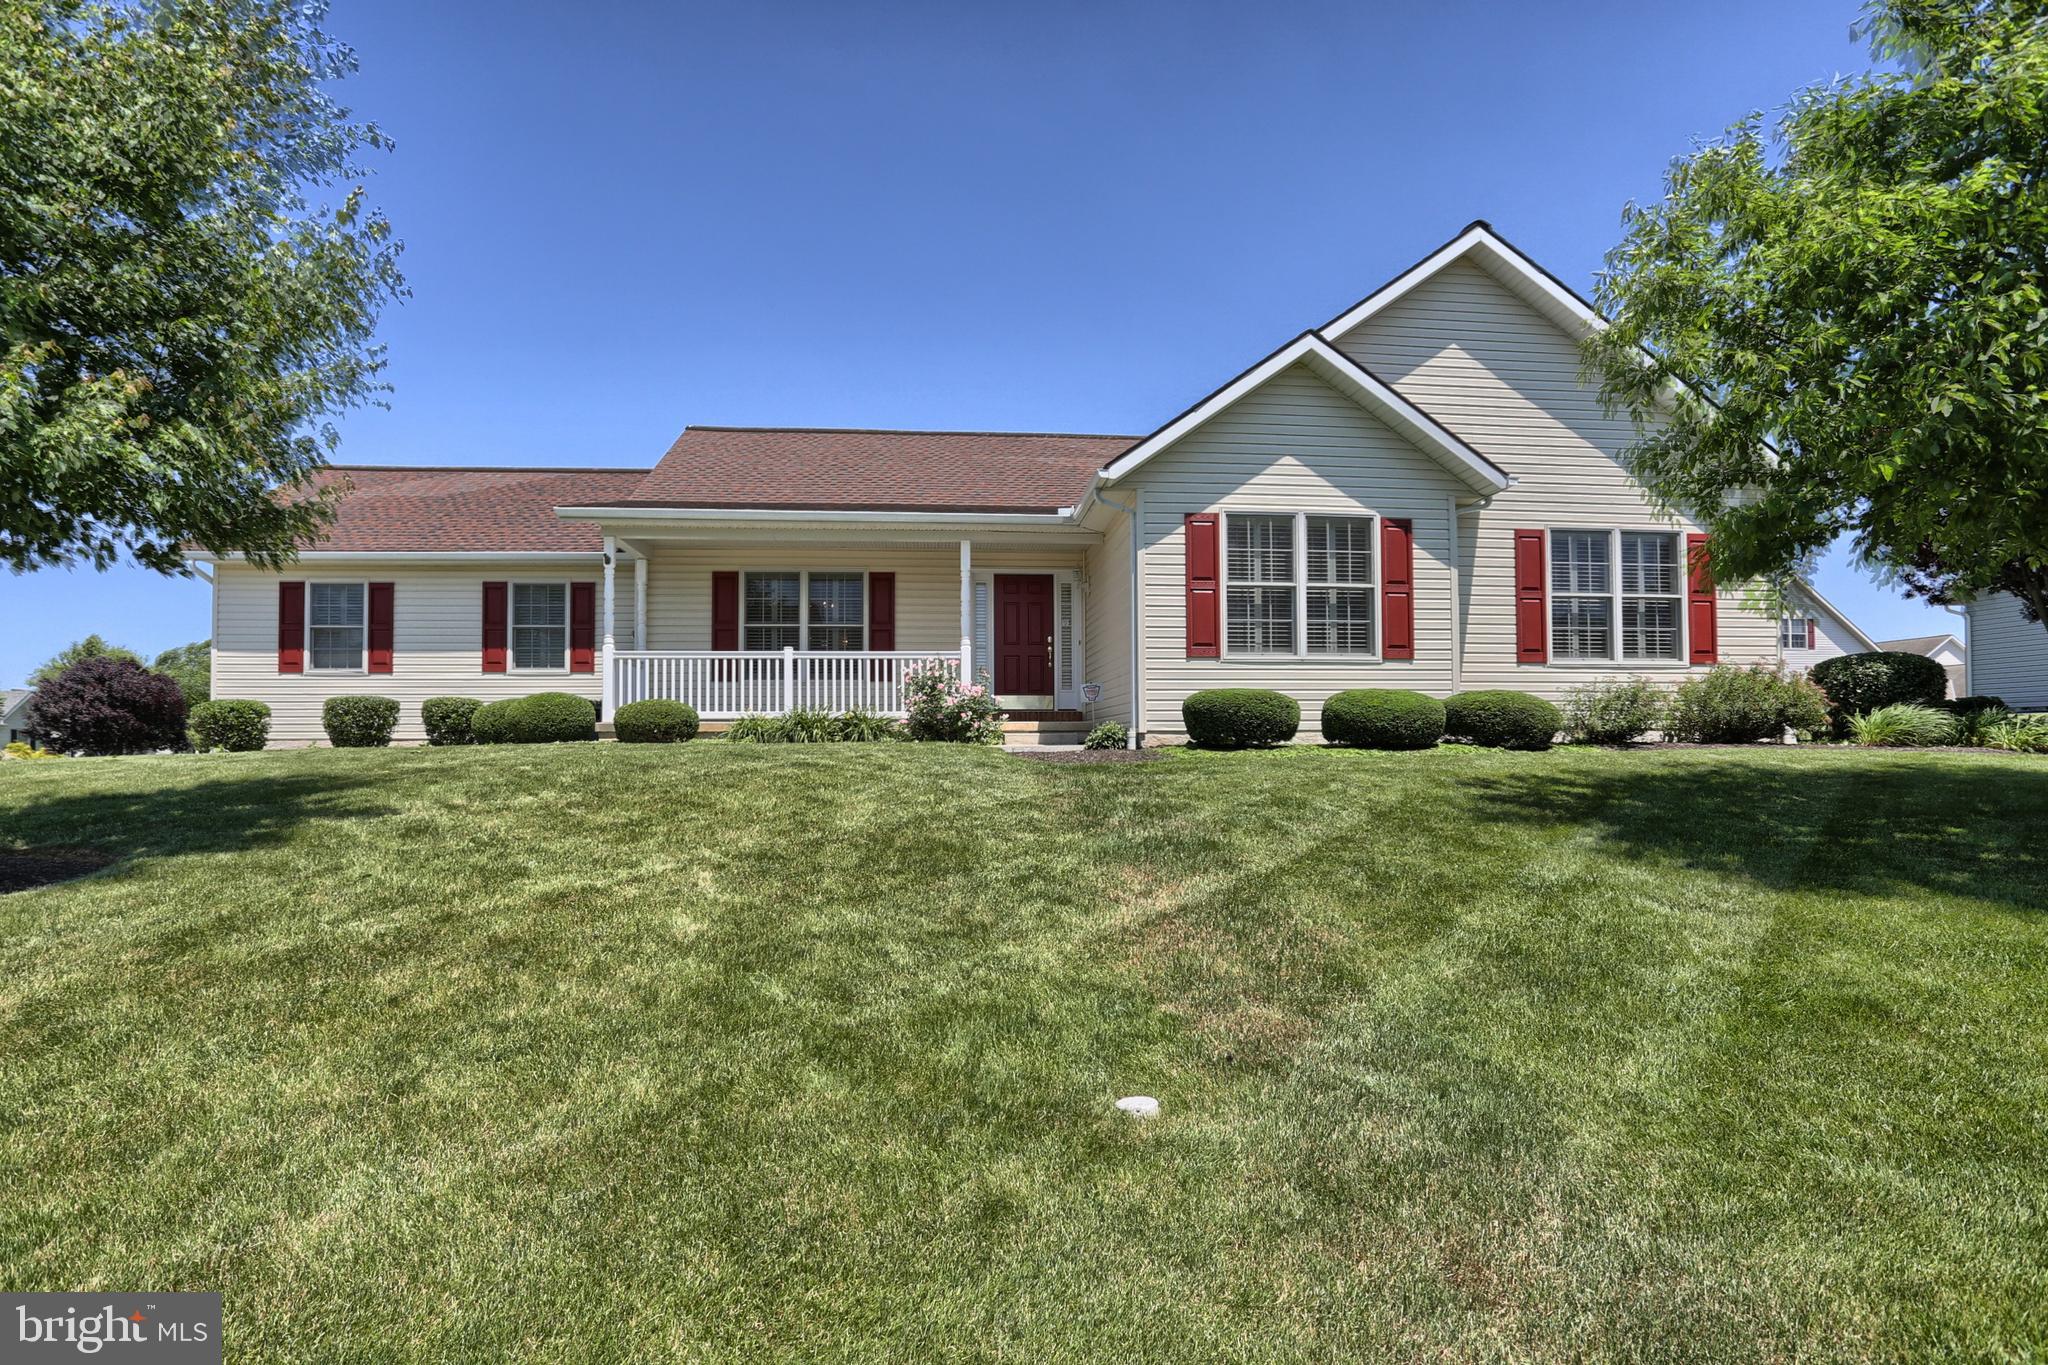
[1781,590,1866,672]
[1081,504,1134,727]
[1967,594,2048,709]
[1117,362,1464,741]
[213,560,621,743]
[1331,258,1775,698]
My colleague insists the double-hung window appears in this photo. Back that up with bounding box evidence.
[1780,617,1812,649]
[1224,512,1377,656]
[1550,529,1684,663]
[744,571,865,651]
[308,583,366,671]
[511,583,568,670]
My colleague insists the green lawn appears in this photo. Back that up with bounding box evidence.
[2,743,2044,1362]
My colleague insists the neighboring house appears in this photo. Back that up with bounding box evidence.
[1779,577,1881,674]
[1,688,37,747]
[1876,632,1968,700]
[190,221,1780,745]
[1963,594,2048,710]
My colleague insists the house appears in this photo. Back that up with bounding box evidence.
[190,221,1781,746]
[1963,595,2048,710]
[1779,578,1881,675]
[1875,632,1968,700]
[1,688,36,747]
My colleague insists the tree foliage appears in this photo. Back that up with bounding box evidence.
[0,0,405,573]
[34,654,187,753]
[1584,0,2048,631]
[151,639,211,705]
[29,632,140,687]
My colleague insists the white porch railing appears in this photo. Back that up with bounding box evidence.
[609,649,962,719]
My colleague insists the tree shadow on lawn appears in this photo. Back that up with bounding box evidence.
[4,769,396,868]
[1459,753,2048,915]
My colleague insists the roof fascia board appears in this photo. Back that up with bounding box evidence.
[555,505,1082,528]
[188,551,603,564]
[1098,332,1510,495]
[1790,575,1884,653]
[1321,224,1606,343]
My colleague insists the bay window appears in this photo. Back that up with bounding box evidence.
[1224,511,1377,656]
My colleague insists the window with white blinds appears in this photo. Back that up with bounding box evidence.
[1551,529,1685,663]
[308,582,366,672]
[510,583,568,670]
[1225,514,1295,654]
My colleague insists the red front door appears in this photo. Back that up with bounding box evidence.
[994,574,1054,697]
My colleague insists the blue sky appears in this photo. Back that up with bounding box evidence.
[3,0,1955,686]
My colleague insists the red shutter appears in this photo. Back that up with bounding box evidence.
[569,581,596,673]
[481,581,508,673]
[1380,518,1414,660]
[1806,619,1816,651]
[1687,534,1718,664]
[367,582,394,674]
[712,571,740,651]
[1185,513,1220,658]
[1513,530,1547,663]
[277,582,305,674]
[868,572,896,651]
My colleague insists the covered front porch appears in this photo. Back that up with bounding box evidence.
[590,526,1096,720]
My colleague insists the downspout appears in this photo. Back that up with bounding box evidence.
[1450,493,1497,694]
[1942,603,1970,697]
[1091,485,1143,749]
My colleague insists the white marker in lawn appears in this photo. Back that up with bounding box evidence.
[1115,1095,1160,1118]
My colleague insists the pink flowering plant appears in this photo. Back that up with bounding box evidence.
[902,658,1004,744]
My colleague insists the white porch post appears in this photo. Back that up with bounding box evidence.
[634,554,647,650]
[601,535,616,717]
[958,538,973,682]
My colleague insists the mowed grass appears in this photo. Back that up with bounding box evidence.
[1,742,2044,1363]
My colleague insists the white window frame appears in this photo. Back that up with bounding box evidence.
[1545,527,1690,667]
[305,580,369,675]
[1218,510,1381,662]
[739,570,868,653]
[508,580,572,674]
[1781,616,1813,649]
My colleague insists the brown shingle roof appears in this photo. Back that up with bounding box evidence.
[301,466,648,552]
[619,427,1140,514]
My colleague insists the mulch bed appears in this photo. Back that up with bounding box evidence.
[0,849,117,894]
[1013,747,1163,765]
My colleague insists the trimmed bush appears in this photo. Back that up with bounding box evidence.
[1443,691,1561,751]
[1811,651,1949,731]
[34,657,188,755]
[1664,665,1828,744]
[1321,689,1445,750]
[422,696,483,746]
[189,699,271,752]
[1182,689,1299,749]
[1084,722,1129,750]
[614,699,700,744]
[1847,703,1961,747]
[1560,677,1667,745]
[323,695,399,748]
[471,692,597,744]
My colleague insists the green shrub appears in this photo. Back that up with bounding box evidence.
[830,708,903,742]
[421,696,482,746]
[1182,689,1299,749]
[188,699,271,752]
[1084,721,1129,750]
[3,740,63,761]
[725,714,787,743]
[1560,677,1667,745]
[613,699,700,744]
[1320,689,1445,750]
[1810,651,1949,732]
[322,695,399,748]
[1980,714,2048,753]
[1940,699,2013,746]
[1443,691,1561,751]
[1664,665,1827,744]
[778,707,836,743]
[470,692,597,744]
[1847,703,1961,747]
[903,659,1004,744]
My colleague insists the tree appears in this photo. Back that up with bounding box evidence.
[0,0,406,574]
[152,639,212,706]
[29,634,141,688]
[34,656,188,754]
[1584,0,2048,634]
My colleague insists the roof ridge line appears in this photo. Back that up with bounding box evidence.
[326,464,651,474]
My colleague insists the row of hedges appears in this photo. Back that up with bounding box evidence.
[1182,688,1565,751]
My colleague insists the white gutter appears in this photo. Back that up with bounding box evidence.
[188,550,602,563]
[555,505,1081,528]
[1090,486,1144,749]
